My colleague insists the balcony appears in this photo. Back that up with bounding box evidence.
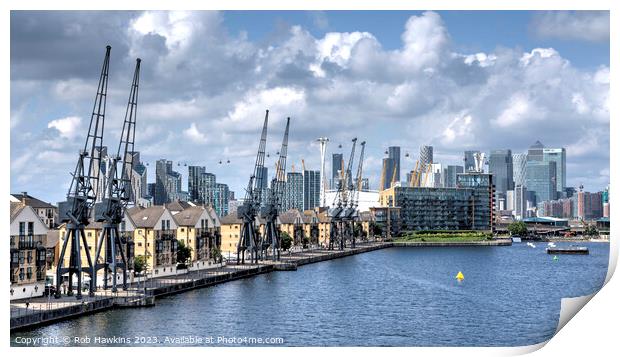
[12,235,45,250]
[157,230,176,240]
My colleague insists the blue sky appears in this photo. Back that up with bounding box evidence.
[10,10,610,204]
[223,11,609,69]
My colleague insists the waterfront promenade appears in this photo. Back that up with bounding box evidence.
[10,239,512,331]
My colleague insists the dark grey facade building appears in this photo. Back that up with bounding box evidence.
[383,172,494,231]
[488,149,514,195]
[154,159,182,205]
[284,172,304,211]
[381,157,395,190]
[303,170,320,210]
[526,161,557,205]
[331,153,343,189]
[388,146,401,183]
[443,165,464,188]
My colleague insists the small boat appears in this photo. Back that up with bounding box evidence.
[547,246,589,255]
[547,242,557,248]
[511,236,522,243]
[527,242,536,248]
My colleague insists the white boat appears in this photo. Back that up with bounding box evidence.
[511,236,522,243]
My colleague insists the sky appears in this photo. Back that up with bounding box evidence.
[10,10,610,204]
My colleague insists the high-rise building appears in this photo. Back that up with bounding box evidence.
[213,183,229,216]
[155,159,182,205]
[525,161,557,205]
[284,172,304,211]
[257,167,269,189]
[388,146,401,183]
[463,150,480,172]
[381,157,395,190]
[443,165,464,188]
[420,145,433,168]
[543,147,566,196]
[512,153,527,187]
[527,141,545,161]
[303,170,320,210]
[188,165,205,202]
[124,151,147,204]
[331,153,343,190]
[488,150,514,208]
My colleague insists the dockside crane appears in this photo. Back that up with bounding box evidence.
[349,141,366,247]
[260,117,290,261]
[328,138,356,250]
[55,46,111,299]
[92,58,141,292]
[237,110,269,264]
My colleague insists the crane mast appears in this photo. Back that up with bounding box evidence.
[261,117,290,261]
[237,110,269,264]
[327,138,356,250]
[55,46,111,299]
[92,58,141,292]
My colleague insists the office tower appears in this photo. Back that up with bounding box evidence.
[443,165,464,188]
[331,153,343,189]
[527,140,545,161]
[526,161,557,204]
[512,153,527,187]
[464,150,480,172]
[543,147,566,196]
[381,158,394,190]
[388,146,401,183]
[303,170,321,210]
[488,149,514,200]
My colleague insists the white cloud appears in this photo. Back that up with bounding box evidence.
[531,11,609,43]
[183,122,208,144]
[10,11,610,201]
[47,116,82,139]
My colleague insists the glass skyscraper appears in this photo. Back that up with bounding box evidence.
[542,148,566,196]
[303,170,320,210]
[488,149,514,196]
[526,161,557,204]
[512,153,527,187]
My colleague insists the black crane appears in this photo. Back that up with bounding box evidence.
[344,141,365,248]
[339,138,358,249]
[55,46,111,299]
[260,117,290,261]
[328,138,357,250]
[237,110,269,264]
[92,58,141,292]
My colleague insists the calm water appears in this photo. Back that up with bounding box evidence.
[11,242,609,347]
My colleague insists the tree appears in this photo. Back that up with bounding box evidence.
[210,246,222,262]
[584,224,599,236]
[507,221,528,237]
[176,240,192,268]
[280,231,293,251]
[302,236,309,249]
[134,255,148,275]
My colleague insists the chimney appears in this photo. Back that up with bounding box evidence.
[21,192,27,205]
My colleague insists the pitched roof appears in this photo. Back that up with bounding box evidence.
[220,213,242,225]
[173,206,206,226]
[165,200,192,212]
[45,230,60,249]
[302,210,319,224]
[129,205,167,228]
[279,209,303,224]
[317,210,332,223]
[10,202,25,221]
[11,193,56,209]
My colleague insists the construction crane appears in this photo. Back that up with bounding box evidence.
[237,110,269,264]
[260,117,290,261]
[55,46,111,299]
[92,58,141,293]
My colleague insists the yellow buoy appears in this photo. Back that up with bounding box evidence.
[456,271,464,281]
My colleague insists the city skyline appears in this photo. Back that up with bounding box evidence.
[10,11,610,204]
